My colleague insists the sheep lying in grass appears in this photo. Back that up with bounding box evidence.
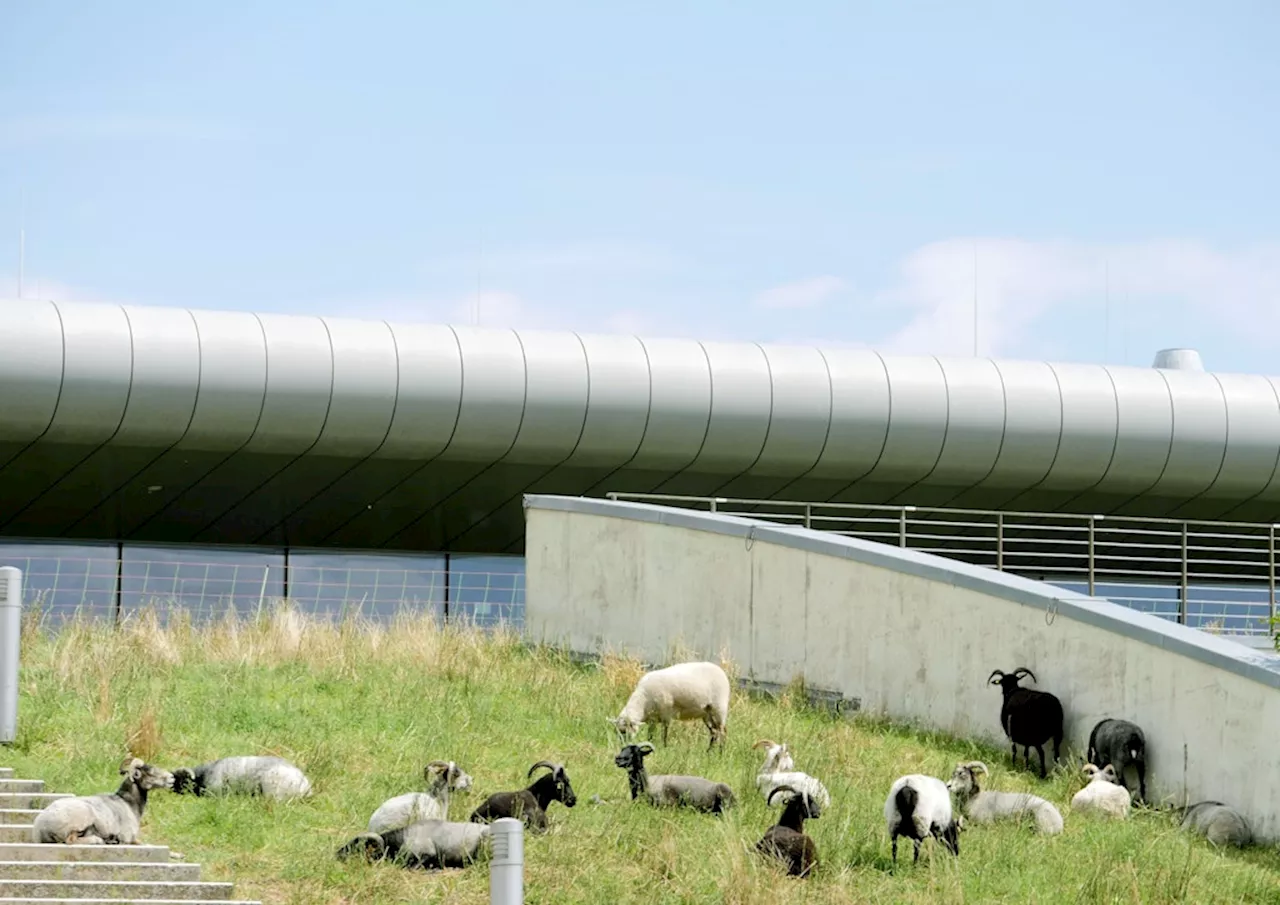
[469,761,577,832]
[337,820,491,870]
[1070,764,1131,819]
[753,739,831,811]
[613,742,736,814]
[368,761,474,834]
[884,774,961,865]
[610,661,730,751]
[946,761,1064,835]
[170,755,312,801]
[1179,801,1253,848]
[34,757,174,845]
[756,785,822,878]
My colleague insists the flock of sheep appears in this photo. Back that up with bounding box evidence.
[28,658,1256,881]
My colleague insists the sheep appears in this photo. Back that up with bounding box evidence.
[170,755,312,801]
[613,742,736,814]
[1070,764,1131,819]
[1178,801,1253,848]
[337,820,491,869]
[946,761,1064,835]
[609,660,730,751]
[468,761,577,832]
[1087,717,1148,803]
[752,739,831,810]
[755,784,822,878]
[884,773,961,865]
[367,760,474,834]
[988,667,1064,778]
[34,757,174,845]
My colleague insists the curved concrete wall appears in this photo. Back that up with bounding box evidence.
[523,494,1280,842]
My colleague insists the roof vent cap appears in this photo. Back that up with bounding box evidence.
[1152,348,1204,371]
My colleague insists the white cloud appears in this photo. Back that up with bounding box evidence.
[753,275,848,310]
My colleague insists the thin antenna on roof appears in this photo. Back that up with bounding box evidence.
[972,241,978,357]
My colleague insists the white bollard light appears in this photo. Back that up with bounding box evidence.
[0,567,21,745]
[489,816,524,905]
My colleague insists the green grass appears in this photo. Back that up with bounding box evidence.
[6,605,1280,904]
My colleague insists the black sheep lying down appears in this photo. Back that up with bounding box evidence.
[469,760,577,832]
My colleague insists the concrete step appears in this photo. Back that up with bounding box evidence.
[0,881,235,901]
[0,781,44,794]
[0,811,41,826]
[0,794,70,810]
[0,863,201,882]
[0,768,13,779]
[0,844,172,863]
[0,827,35,843]
[0,901,260,905]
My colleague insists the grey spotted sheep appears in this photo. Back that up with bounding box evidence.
[33,758,174,845]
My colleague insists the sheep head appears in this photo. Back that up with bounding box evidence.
[768,783,821,820]
[613,743,654,771]
[120,757,174,791]
[528,761,577,808]
[425,760,473,793]
[946,761,989,802]
[987,667,1036,697]
[752,739,794,773]
[608,715,641,740]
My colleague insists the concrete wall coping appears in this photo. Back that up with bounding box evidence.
[524,493,1280,690]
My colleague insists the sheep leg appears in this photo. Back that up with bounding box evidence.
[1035,745,1047,778]
[1010,740,1019,769]
[662,721,669,747]
[891,835,898,864]
[912,839,922,864]
[1135,760,1147,804]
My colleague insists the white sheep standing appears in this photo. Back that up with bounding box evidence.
[884,773,962,865]
[171,755,312,801]
[752,739,831,810]
[367,760,473,834]
[610,660,730,751]
[946,761,1064,835]
[34,758,174,845]
[1070,764,1131,819]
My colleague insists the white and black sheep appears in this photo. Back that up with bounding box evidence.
[1070,764,1131,819]
[1178,801,1253,848]
[946,761,1064,835]
[755,784,822,878]
[1086,717,1147,803]
[752,739,831,810]
[33,757,174,845]
[337,820,491,869]
[610,660,730,751]
[468,761,577,832]
[613,742,736,814]
[884,773,961,865]
[988,667,1064,778]
[170,755,312,801]
[367,760,473,834]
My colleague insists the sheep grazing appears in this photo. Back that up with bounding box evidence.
[1179,801,1253,849]
[884,774,961,865]
[613,742,736,814]
[469,761,577,832]
[946,761,1064,835]
[1070,764,1131,819]
[1087,717,1147,803]
[170,755,312,801]
[337,820,491,870]
[752,739,831,810]
[34,757,174,845]
[367,760,474,834]
[610,660,730,751]
[755,784,822,878]
[987,667,1064,778]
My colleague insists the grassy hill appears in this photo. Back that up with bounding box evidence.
[6,606,1280,904]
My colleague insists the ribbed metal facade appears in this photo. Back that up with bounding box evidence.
[1,298,1278,554]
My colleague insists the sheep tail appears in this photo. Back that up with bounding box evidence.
[895,785,927,838]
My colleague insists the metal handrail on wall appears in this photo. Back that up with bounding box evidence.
[604,492,1280,638]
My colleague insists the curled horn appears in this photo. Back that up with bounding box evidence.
[767,784,799,806]
[965,761,990,776]
[987,669,1006,685]
[752,739,779,751]
[119,757,143,774]
[1012,667,1037,683]
[527,760,558,779]
[424,760,452,777]
[637,742,655,754]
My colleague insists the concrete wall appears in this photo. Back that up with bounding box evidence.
[523,494,1280,842]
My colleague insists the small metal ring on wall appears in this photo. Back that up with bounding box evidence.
[1045,600,1058,626]
[745,527,756,551]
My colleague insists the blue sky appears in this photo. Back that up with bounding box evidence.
[1,1,1277,372]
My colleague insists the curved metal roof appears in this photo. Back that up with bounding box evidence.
[1,298,1278,553]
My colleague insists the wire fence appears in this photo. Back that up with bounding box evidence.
[607,492,1280,641]
[0,543,525,629]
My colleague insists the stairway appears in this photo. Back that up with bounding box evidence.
[0,767,260,905]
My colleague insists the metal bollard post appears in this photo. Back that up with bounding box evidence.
[489,817,524,905]
[0,567,22,745]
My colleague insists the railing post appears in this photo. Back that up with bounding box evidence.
[0,567,22,745]
[1270,525,1276,634]
[709,497,718,513]
[1179,522,1190,625]
[490,817,524,904]
[898,509,908,548]
[996,514,1005,572]
[1087,517,1096,596]
[803,504,812,530]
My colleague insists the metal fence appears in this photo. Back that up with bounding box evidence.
[0,542,525,629]
[606,492,1280,640]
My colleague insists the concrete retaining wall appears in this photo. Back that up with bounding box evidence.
[523,494,1280,842]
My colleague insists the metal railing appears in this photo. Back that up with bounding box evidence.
[605,492,1280,639]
